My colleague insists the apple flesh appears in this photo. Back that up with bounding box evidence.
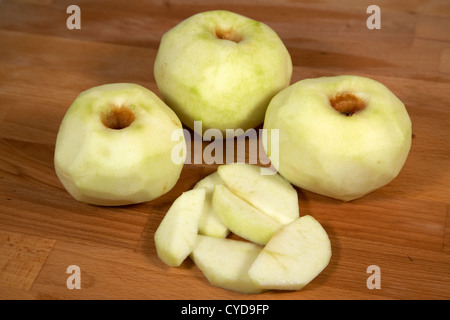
[248,215,332,290]
[217,163,299,225]
[154,188,206,267]
[212,184,282,245]
[54,83,185,206]
[263,75,412,201]
[193,172,229,238]
[154,10,292,137]
[190,235,264,294]
[153,164,332,293]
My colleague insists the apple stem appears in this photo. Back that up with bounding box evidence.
[329,93,366,116]
[101,105,136,130]
[214,28,242,43]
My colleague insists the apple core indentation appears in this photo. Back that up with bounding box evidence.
[329,93,366,116]
[101,105,135,130]
[214,28,242,43]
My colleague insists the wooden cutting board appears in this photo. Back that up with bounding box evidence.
[1,0,449,300]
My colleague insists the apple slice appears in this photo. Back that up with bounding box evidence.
[217,163,299,225]
[212,184,281,245]
[191,235,264,294]
[154,188,205,267]
[193,172,229,238]
[248,215,332,290]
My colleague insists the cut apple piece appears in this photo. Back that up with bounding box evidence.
[154,188,205,267]
[217,163,299,225]
[191,235,264,294]
[212,184,282,245]
[248,215,332,290]
[193,172,229,238]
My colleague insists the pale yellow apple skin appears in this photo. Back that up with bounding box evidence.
[154,10,292,136]
[263,75,412,201]
[54,83,185,206]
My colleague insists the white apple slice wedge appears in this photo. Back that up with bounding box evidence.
[217,163,299,225]
[212,184,282,245]
[154,188,206,267]
[193,172,229,238]
[190,235,264,294]
[248,215,332,290]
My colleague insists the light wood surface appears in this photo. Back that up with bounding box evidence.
[1,0,449,300]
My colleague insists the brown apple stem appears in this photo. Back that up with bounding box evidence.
[329,93,366,116]
[214,27,242,43]
[101,105,135,130]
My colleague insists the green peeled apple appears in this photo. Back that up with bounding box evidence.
[54,83,185,206]
[263,75,412,201]
[154,10,292,137]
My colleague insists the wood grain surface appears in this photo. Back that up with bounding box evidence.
[1,0,449,300]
